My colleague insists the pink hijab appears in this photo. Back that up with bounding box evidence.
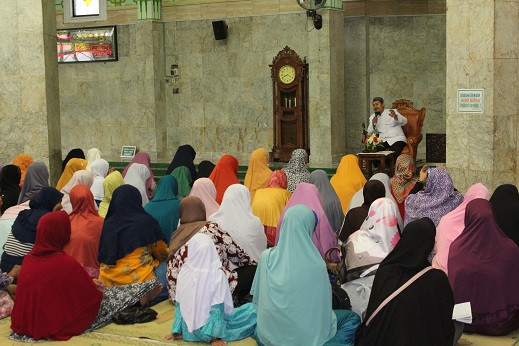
[274,182,338,260]
[189,178,220,219]
[121,152,156,199]
[432,183,489,273]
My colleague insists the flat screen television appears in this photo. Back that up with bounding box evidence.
[57,25,117,63]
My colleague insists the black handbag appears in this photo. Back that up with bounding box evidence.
[112,306,158,325]
[331,282,352,310]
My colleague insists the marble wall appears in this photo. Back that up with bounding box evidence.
[344,15,446,160]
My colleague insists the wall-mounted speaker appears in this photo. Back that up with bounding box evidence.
[212,20,228,40]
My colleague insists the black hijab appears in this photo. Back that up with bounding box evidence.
[338,180,386,241]
[490,184,519,246]
[62,148,85,172]
[166,145,197,182]
[97,185,166,265]
[355,218,454,346]
[197,160,215,179]
[0,165,22,214]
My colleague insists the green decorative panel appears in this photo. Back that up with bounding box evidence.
[107,0,136,6]
[324,0,342,10]
[55,0,63,12]
[136,0,161,19]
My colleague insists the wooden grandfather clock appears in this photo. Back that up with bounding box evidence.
[269,46,309,162]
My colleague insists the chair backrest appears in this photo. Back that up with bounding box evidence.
[392,99,426,161]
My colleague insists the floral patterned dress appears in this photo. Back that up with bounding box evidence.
[166,222,256,301]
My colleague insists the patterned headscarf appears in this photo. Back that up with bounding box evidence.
[266,170,288,189]
[282,149,310,193]
[390,154,418,204]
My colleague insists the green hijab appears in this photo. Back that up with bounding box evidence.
[144,175,180,241]
[170,166,192,198]
[251,204,337,345]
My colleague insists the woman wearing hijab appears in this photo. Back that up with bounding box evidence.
[251,170,291,247]
[171,166,192,199]
[275,183,338,261]
[198,160,215,178]
[89,159,109,206]
[166,196,255,302]
[309,169,344,233]
[348,173,395,211]
[0,165,21,214]
[17,161,49,204]
[60,170,94,214]
[85,148,102,164]
[244,148,272,201]
[209,155,240,204]
[282,148,310,194]
[404,167,463,227]
[98,185,168,298]
[448,199,519,336]
[64,185,104,278]
[98,171,124,218]
[355,218,455,345]
[252,205,361,346]
[189,178,219,219]
[124,163,151,207]
[165,233,257,344]
[209,184,266,263]
[389,154,425,219]
[121,152,156,199]
[56,158,88,191]
[12,154,34,187]
[10,211,162,342]
[339,180,386,242]
[144,175,181,242]
[330,154,366,213]
[166,144,197,181]
[432,183,490,273]
[62,148,85,172]
[490,184,519,247]
[0,187,63,273]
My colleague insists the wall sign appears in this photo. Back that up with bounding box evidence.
[457,89,484,113]
[57,26,117,63]
[120,146,136,160]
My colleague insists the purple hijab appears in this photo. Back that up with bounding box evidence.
[448,199,519,327]
[274,182,338,260]
[121,152,156,199]
[404,168,463,227]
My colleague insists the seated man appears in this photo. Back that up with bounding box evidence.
[366,97,408,160]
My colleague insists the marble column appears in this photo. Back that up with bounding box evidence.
[308,8,346,166]
[0,0,61,184]
[446,0,518,192]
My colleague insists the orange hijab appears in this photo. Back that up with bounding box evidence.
[64,185,104,277]
[330,154,367,213]
[209,155,240,204]
[13,154,34,187]
[56,158,88,191]
[244,148,272,201]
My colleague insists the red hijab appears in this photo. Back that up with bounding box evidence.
[10,211,102,341]
[64,185,104,276]
[209,155,239,204]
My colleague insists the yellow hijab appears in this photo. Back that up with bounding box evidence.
[330,154,367,212]
[56,158,88,191]
[98,171,124,218]
[244,148,272,201]
[12,154,34,187]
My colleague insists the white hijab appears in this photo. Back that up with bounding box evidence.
[90,159,109,201]
[60,170,94,214]
[124,163,150,207]
[176,233,234,332]
[208,184,266,262]
[85,148,102,163]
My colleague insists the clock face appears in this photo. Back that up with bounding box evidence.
[279,65,296,84]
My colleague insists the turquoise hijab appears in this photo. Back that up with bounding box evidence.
[171,166,192,198]
[251,204,337,346]
[144,176,180,241]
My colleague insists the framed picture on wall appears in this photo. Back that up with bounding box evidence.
[57,26,117,63]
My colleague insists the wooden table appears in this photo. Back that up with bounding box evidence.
[357,151,395,177]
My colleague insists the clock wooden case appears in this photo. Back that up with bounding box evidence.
[269,46,309,162]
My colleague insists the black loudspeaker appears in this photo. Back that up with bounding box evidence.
[212,20,228,40]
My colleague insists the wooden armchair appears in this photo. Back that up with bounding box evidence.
[391,99,426,162]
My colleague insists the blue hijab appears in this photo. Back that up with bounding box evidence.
[251,204,337,346]
[11,187,64,244]
[144,176,181,242]
[97,185,166,265]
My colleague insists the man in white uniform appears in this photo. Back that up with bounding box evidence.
[366,97,408,160]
